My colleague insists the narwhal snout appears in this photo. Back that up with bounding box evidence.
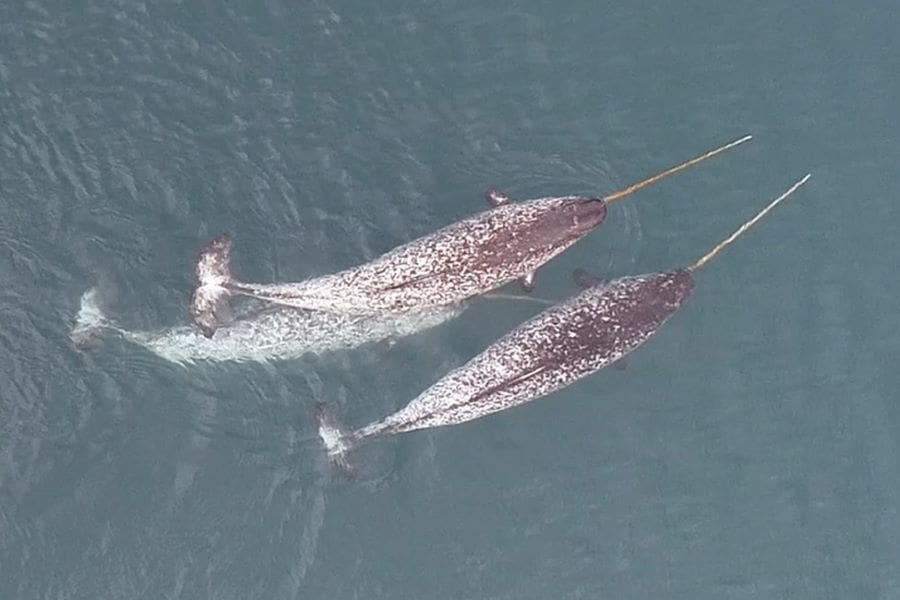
[564,197,607,234]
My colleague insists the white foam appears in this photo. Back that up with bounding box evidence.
[70,287,113,347]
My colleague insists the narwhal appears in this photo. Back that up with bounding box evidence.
[70,287,466,364]
[191,136,752,337]
[316,173,811,461]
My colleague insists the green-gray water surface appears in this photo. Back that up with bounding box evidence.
[1,2,898,599]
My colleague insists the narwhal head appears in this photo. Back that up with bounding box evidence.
[559,197,608,235]
[528,196,607,248]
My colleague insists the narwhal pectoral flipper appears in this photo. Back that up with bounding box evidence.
[520,270,536,292]
[190,232,236,337]
[485,188,510,207]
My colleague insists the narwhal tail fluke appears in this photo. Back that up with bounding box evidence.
[315,403,359,467]
[190,232,236,338]
[71,287,115,348]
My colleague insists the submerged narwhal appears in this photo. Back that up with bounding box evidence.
[70,288,466,364]
[191,136,751,337]
[317,174,811,461]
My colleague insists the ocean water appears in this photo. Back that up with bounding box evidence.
[1,2,899,599]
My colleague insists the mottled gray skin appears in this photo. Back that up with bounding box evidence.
[191,195,606,336]
[333,269,693,448]
[74,288,464,364]
[191,233,236,337]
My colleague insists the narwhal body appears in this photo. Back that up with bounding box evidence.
[318,174,811,461]
[191,196,604,337]
[191,137,751,337]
